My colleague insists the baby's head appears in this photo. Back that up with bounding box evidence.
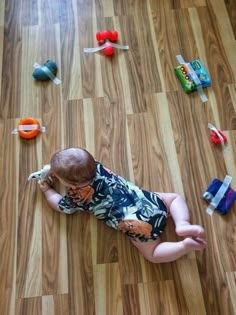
[50,147,96,186]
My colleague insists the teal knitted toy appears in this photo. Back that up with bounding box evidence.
[32,60,58,81]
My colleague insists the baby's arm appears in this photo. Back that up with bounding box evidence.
[39,182,64,213]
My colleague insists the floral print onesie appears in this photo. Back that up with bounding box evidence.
[58,162,168,242]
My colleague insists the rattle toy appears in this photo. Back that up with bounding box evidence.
[208,123,227,145]
[28,164,51,184]
[174,55,211,103]
[203,175,236,215]
[84,30,129,56]
[11,117,46,140]
[32,60,61,85]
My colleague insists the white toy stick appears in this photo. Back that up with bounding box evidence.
[28,164,51,184]
[84,42,129,53]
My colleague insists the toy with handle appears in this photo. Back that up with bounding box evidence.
[84,30,129,56]
[28,164,51,184]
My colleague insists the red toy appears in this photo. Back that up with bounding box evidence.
[103,45,114,56]
[208,123,227,145]
[84,30,129,56]
[96,30,118,44]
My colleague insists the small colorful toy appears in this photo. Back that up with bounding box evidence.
[11,117,46,140]
[207,123,227,145]
[175,55,211,103]
[203,175,236,215]
[32,60,61,85]
[28,164,51,184]
[84,30,129,56]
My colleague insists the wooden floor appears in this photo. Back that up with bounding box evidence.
[0,0,236,314]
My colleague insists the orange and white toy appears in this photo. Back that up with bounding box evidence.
[12,117,46,139]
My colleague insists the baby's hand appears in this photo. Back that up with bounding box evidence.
[45,174,57,186]
[39,181,51,193]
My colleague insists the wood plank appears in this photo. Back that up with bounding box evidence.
[127,112,153,189]
[67,213,95,314]
[94,263,123,315]
[20,25,42,117]
[123,284,141,315]
[114,15,146,113]
[84,97,129,176]
[177,258,206,314]
[96,0,115,17]
[225,2,236,39]
[78,0,103,99]
[60,0,82,101]
[226,272,236,315]
[16,297,41,315]
[134,2,163,94]
[64,99,86,147]
[150,1,180,92]
[174,0,206,8]
[0,26,3,100]
[146,93,184,193]
[42,295,69,315]
[208,0,236,80]
[0,119,19,315]
[0,0,4,100]
[138,281,181,315]
[0,0,22,118]
[0,0,5,26]
[117,233,143,285]
[38,0,60,25]
[20,0,38,26]
[202,216,235,314]
[197,6,236,129]
[42,206,68,295]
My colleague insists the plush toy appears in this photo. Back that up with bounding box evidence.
[203,176,236,215]
[28,164,51,184]
[32,60,61,84]
[32,60,58,81]
[174,55,211,103]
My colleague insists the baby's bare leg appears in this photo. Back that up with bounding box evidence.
[131,237,206,263]
[130,192,206,263]
[158,192,205,239]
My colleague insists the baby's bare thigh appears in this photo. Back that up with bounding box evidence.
[156,192,179,209]
[130,238,161,261]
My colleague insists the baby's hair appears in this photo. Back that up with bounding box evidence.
[50,147,96,184]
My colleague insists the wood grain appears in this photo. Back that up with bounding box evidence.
[0,0,236,314]
[94,263,123,315]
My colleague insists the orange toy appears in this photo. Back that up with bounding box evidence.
[17,117,41,139]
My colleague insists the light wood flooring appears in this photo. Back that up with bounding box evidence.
[0,0,236,314]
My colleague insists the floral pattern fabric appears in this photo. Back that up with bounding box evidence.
[59,162,168,242]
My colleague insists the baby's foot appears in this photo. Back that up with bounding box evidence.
[183,237,207,252]
[176,222,205,239]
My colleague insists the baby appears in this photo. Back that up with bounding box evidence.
[38,147,206,263]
